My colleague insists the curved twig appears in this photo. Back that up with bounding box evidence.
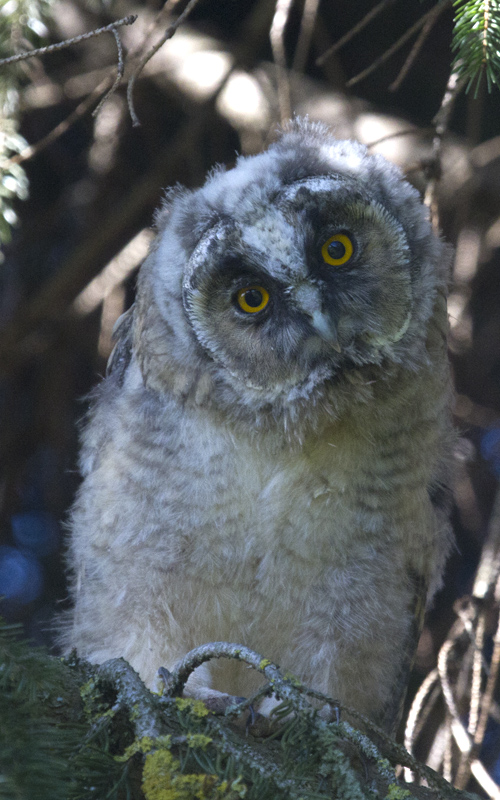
[161,641,312,715]
[404,667,440,758]
[292,0,320,73]
[91,26,125,118]
[475,603,500,747]
[316,0,397,67]
[424,67,466,228]
[126,0,203,127]
[270,0,294,124]
[389,2,449,92]
[346,2,451,88]
[1,75,113,167]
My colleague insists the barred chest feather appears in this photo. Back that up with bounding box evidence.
[71,357,442,703]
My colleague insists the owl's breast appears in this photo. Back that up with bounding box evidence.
[176,418,375,590]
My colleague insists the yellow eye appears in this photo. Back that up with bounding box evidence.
[236,285,270,314]
[321,233,354,266]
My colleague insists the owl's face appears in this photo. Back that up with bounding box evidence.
[183,175,411,397]
[143,121,447,416]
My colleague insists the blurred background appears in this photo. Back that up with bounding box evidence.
[1,0,500,792]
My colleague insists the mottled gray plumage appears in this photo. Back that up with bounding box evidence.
[62,120,453,732]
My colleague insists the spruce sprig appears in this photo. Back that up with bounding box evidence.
[452,0,500,93]
[0,620,78,800]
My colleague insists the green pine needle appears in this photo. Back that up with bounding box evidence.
[452,0,500,94]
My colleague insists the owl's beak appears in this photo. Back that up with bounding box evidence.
[309,311,342,353]
[294,284,342,352]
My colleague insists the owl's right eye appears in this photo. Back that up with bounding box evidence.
[321,233,354,266]
[236,286,270,314]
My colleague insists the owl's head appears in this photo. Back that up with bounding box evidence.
[135,120,449,424]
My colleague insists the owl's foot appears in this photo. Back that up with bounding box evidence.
[157,668,246,715]
[244,710,283,738]
[188,687,247,715]
[318,702,341,724]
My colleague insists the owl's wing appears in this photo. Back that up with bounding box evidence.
[377,570,428,735]
[378,289,453,735]
[106,304,134,382]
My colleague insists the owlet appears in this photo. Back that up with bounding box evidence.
[62,120,453,733]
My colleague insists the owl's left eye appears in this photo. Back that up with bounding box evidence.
[321,233,354,266]
[236,286,270,314]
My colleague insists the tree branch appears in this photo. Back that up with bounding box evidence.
[0,15,136,67]
[346,2,451,88]
[126,0,203,127]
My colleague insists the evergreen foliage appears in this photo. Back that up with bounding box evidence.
[0,619,81,799]
[0,0,53,244]
[452,1,500,93]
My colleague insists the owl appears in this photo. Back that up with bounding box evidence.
[62,119,453,734]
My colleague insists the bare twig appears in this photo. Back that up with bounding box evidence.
[474,613,500,758]
[389,2,448,92]
[454,488,500,788]
[162,641,310,714]
[473,485,500,600]
[454,609,487,789]
[1,75,113,167]
[469,761,500,800]
[404,667,440,775]
[72,229,153,316]
[0,112,208,374]
[127,0,185,62]
[346,2,451,88]
[127,0,203,127]
[434,72,466,138]
[437,631,463,722]
[444,715,453,784]
[270,0,294,124]
[0,15,136,164]
[424,68,466,229]
[316,0,397,67]
[468,612,486,738]
[292,0,320,73]
[91,26,124,118]
[365,127,430,149]
[0,15,136,67]
[404,482,500,794]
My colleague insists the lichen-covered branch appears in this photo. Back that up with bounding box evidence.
[0,617,482,800]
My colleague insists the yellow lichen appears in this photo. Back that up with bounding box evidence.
[186,733,212,750]
[259,659,271,670]
[175,697,209,717]
[224,777,247,797]
[385,783,412,800]
[282,670,301,686]
[115,735,159,762]
[142,749,218,800]
[79,677,113,720]
[141,749,248,800]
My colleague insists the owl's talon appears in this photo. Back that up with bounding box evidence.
[245,704,256,729]
[157,666,172,685]
[318,702,341,724]
[189,690,247,716]
[245,710,279,738]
